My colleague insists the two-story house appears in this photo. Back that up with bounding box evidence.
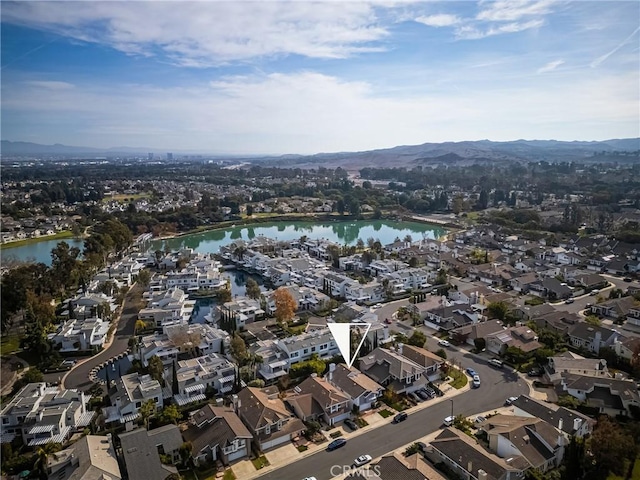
[359,345,429,394]
[325,363,384,413]
[286,374,351,426]
[105,374,163,425]
[236,387,305,451]
[182,404,253,465]
[167,353,236,406]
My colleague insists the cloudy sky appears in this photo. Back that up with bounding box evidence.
[1,1,638,155]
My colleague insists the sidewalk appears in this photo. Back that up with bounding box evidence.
[231,376,471,480]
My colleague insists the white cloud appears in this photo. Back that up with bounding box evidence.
[456,19,544,39]
[537,59,564,74]
[1,2,391,65]
[26,81,75,90]
[415,14,461,27]
[4,70,638,154]
[476,0,555,22]
[590,26,640,68]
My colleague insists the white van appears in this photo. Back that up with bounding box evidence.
[443,416,455,427]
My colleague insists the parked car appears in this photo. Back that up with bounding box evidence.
[564,298,574,304]
[443,415,455,426]
[415,441,427,452]
[489,359,503,368]
[474,415,486,424]
[393,412,408,423]
[302,477,317,480]
[590,289,600,296]
[438,339,451,347]
[354,454,373,467]
[528,369,543,377]
[408,392,421,403]
[373,303,383,309]
[424,387,436,397]
[623,277,633,283]
[416,390,430,400]
[327,438,348,451]
[505,396,519,405]
[466,368,477,377]
[344,419,358,431]
[472,375,481,388]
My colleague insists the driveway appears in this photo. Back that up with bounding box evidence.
[63,284,142,390]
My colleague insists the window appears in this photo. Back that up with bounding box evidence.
[311,347,316,352]
[303,349,309,354]
[265,425,271,435]
[156,444,165,455]
[136,402,141,408]
[291,352,298,358]
[1,418,8,425]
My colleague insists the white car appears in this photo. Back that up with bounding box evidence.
[506,396,519,405]
[443,415,455,426]
[354,454,373,467]
[438,339,451,347]
[472,375,481,388]
[302,478,317,480]
[373,303,382,309]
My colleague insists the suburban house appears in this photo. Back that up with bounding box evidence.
[105,373,164,425]
[545,354,610,384]
[0,383,94,446]
[48,316,111,352]
[140,323,229,367]
[486,325,542,356]
[613,337,640,362]
[477,415,566,472]
[567,324,622,355]
[557,373,640,417]
[287,374,351,426]
[425,428,526,480]
[138,288,196,328]
[423,304,480,331]
[326,363,384,413]
[182,404,253,465]
[531,310,580,334]
[236,386,305,451]
[46,434,122,480]
[218,297,265,329]
[511,396,593,438]
[589,296,638,321]
[275,328,340,365]
[167,353,237,406]
[265,286,330,314]
[399,344,445,381]
[118,425,183,480]
[359,345,432,394]
[450,320,506,347]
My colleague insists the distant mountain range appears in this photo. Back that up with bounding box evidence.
[1,138,638,168]
[254,138,640,169]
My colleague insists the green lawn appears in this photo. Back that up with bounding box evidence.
[102,192,150,203]
[378,409,393,418]
[449,369,468,389]
[297,445,308,452]
[329,431,343,439]
[251,455,270,470]
[222,469,236,480]
[0,334,21,355]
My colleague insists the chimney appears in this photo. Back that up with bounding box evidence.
[81,392,86,414]
[558,418,563,432]
[397,343,403,355]
[232,394,240,412]
[329,363,336,381]
[216,398,224,407]
[478,469,488,480]
[467,460,473,473]
[573,418,582,432]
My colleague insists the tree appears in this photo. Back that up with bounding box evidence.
[148,355,165,386]
[474,338,486,352]
[563,436,585,480]
[139,399,156,430]
[160,404,181,425]
[33,442,62,480]
[585,315,601,326]
[407,330,427,348]
[179,442,193,467]
[274,287,297,324]
[435,348,447,359]
[230,333,248,364]
[589,416,635,476]
[245,278,261,300]
[408,257,419,268]
[137,269,151,287]
[487,301,509,321]
[135,319,147,334]
[172,361,179,396]
[217,287,232,303]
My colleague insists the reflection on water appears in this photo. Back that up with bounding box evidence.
[151,219,446,256]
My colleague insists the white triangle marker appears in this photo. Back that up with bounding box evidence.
[327,323,372,368]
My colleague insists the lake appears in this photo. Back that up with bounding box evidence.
[150,219,446,255]
[1,238,84,266]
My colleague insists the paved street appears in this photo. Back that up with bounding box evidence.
[256,344,528,480]
[63,284,142,390]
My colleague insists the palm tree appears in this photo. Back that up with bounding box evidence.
[33,443,62,480]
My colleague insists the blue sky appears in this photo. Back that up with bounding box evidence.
[1,1,638,155]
